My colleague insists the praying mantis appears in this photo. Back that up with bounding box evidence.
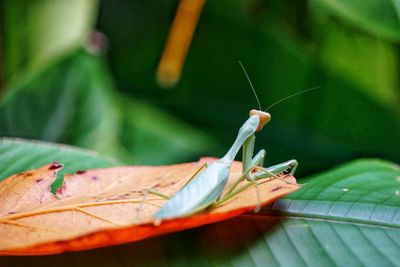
[153,109,298,221]
[151,63,309,222]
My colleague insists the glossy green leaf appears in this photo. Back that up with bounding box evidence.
[272,159,400,227]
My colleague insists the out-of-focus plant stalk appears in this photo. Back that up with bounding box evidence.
[156,0,205,89]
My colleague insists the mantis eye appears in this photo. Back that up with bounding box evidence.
[249,109,271,131]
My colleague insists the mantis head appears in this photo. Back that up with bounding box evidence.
[249,109,271,132]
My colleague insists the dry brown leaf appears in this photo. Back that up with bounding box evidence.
[0,158,299,255]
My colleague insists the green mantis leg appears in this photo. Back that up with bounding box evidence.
[252,160,298,181]
[242,134,265,174]
[213,136,263,203]
[242,133,298,182]
[148,163,208,200]
[220,133,266,200]
[148,189,170,199]
[241,134,266,210]
[214,160,297,207]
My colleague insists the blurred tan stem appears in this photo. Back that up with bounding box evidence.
[156,0,205,88]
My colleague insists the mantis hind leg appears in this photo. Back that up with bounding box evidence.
[148,189,170,199]
[215,160,298,207]
[253,159,298,180]
[147,162,208,199]
[248,160,298,188]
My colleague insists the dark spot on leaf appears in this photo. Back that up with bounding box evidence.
[76,170,86,175]
[272,186,282,192]
[91,176,98,181]
[152,183,161,188]
[49,162,63,170]
[25,173,33,177]
[8,211,16,214]
[36,179,43,183]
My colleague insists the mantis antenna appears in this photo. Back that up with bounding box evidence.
[239,61,320,112]
[265,86,320,112]
[239,61,262,111]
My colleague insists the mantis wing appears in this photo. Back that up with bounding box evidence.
[154,160,230,220]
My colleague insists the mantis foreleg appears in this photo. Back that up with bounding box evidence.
[240,133,266,210]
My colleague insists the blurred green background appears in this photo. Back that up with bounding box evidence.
[1,0,399,178]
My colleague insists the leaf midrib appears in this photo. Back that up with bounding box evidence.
[258,212,400,230]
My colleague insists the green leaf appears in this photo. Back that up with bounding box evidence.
[0,138,119,192]
[311,0,400,42]
[0,50,122,161]
[0,51,88,141]
[273,159,400,227]
[64,51,122,158]
[1,0,99,87]
[0,50,123,155]
[312,17,399,110]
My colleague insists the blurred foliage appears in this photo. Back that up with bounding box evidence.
[1,0,399,177]
[1,0,99,88]
[0,50,213,165]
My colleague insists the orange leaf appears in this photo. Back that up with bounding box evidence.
[0,158,299,255]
